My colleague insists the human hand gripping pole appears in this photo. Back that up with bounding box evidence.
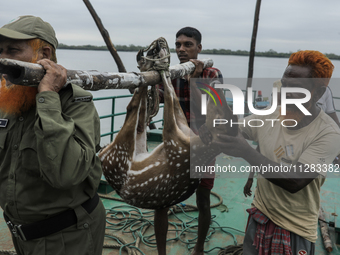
[37,59,67,93]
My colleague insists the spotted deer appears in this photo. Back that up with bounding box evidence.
[99,38,237,209]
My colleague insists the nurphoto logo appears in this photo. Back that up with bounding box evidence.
[199,81,311,128]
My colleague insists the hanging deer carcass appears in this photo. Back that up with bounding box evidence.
[99,38,237,209]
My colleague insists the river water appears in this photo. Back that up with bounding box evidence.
[56,49,340,145]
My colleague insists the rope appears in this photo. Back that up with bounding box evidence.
[217,245,243,255]
[100,191,245,255]
[139,37,171,72]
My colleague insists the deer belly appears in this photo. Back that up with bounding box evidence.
[119,162,199,209]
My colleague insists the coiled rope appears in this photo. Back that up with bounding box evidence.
[99,192,245,255]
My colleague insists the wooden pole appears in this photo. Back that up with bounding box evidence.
[245,0,262,114]
[83,0,126,73]
[318,206,333,252]
[0,58,214,90]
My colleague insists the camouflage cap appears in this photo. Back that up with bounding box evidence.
[0,15,58,49]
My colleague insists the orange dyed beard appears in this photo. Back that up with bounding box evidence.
[0,76,38,115]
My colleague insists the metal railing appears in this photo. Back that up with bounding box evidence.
[94,93,340,142]
[93,95,164,142]
[334,97,340,113]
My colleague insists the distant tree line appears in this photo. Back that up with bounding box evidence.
[57,43,340,60]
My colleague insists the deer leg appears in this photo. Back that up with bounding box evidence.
[135,87,148,155]
[99,86,148,191]
[160,71,192,138]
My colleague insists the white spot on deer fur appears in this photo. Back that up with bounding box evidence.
[184,159,188,163]
[159,174,163,178]
[154,176,158,181]
[127,164,154,176]
[155,162,160,166]
[171,140,176,147]
[176,163,181,167]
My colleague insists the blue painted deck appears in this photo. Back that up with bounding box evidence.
[0,139,339,254]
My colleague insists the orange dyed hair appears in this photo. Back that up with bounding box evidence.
[26,38,57,63]
[288,50,334,87]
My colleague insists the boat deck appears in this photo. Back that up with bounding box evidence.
[0,139,340,254]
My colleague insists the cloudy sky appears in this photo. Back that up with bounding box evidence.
[1,0,340,55]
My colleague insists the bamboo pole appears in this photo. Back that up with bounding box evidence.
[245,0,262,114]
[0,58,213,90]
[318,206,333,252]
[83,0,126,73]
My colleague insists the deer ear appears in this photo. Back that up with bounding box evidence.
[136,49,144,62]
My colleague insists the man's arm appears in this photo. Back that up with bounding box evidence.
[35,87,101,189]
[214,132,320,193]
[188,59,205,109]
[34,60,100,189]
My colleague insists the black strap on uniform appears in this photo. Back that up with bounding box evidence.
[4,193,99,241]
